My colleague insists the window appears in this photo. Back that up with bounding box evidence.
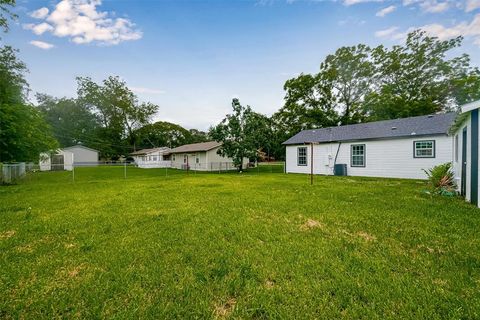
[172,154,175,161]
[414,140,435,158]
[297,147,307,166]
[183,155,188,163]
[351,144,366,167]
[196,156,200,164]
[153,156,157,161]
[455,135,459,162]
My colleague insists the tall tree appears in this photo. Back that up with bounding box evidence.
[76,76,159,157]
[36,94,101,149]
[320,44,374,124]
[274,73,338,137]
[0,0,16,33]
[135,121,198,149]
[364,30,479,120]
[0,47,57,162]
[210,99,266,171]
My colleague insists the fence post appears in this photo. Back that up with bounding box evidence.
[124,161,127,179]
[72,153,75,183]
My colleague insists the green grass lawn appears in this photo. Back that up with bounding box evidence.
[1,167,479,319]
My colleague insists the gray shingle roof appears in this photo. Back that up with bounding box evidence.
[168,141,221,153]
[283,113,457,145]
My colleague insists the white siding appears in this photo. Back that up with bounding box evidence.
[452,113,480,206]
[64,146,98,164]
[169,147,248,171]
[39,150,74,171]
[286,135,453,179]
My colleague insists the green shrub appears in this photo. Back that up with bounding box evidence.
[423,162,457,196]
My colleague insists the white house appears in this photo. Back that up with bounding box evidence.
[451,100,480,207]
[39,145,99,171]
[168,141,249,171]
[130,147,171,168]
[283,113,456,180]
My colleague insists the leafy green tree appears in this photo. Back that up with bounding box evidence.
[36,94,101,149]
[274,73,338,137]
[0,46,27,104]
[364,30,479,120]
[188,128,209,144]
[135,121,196,149]
[0,47,57,162]
[0,103,57,162]
[210,99,266,171]
[76,76,159,157]
[0,0,16,33]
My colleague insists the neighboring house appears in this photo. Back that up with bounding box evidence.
[169,141,248,171]
[131,147,171,168]
[39,145,99,171]
[283,113,456,179]
[451,99,480,207]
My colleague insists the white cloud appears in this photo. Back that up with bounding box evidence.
[30,40,55,50]
[343,0,383,6]
[375,14,480,46]
[466,0,480,12]
[30,7,49,19]
[376,5,396,17]
[131,87,166,95]
[25,0,142,45]
[23,22,54,35]
[375,26,402,38]
[420,0,449,13]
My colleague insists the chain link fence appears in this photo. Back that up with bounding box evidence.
[0,162,37,184]
[1,160,284,184]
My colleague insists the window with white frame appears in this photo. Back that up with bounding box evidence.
[351,144,366,167]
[183,155,187,163]
[297,147,307,166]
[414,140,435,158]
[196,155,200,163]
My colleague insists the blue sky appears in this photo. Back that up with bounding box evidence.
[4,0,480,130]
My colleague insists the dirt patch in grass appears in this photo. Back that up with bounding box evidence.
[214,298,236,318]
[265,279,275,289]
[300,219,324,231]
[357,231,376,242]
[0,230,15,239]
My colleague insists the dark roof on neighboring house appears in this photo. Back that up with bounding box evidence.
[283,112,457,145]
[130,147,170,156]
[63,145,99,153]
[169,141,221,154]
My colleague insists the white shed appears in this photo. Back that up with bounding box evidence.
[39,145,99,171]
[39,149,74,171]
[63,145,99,166]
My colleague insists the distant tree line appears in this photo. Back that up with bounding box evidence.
[1,0,480,164]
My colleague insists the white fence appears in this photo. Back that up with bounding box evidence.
[1,163,29,184]
[135,160,172,169]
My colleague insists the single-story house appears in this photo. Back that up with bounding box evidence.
[130,147,171,168]
[40,145,99,171]
[283,113,456,179]
[451,99,480,207]
[168,141,248,171]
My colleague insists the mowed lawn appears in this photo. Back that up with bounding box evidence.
[1,167,480,319]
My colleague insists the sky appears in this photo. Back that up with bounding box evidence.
[4,0,480,130]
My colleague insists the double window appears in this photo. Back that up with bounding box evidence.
[414,140,435,158]
[351,144,366,167]
[297,147,307,166]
